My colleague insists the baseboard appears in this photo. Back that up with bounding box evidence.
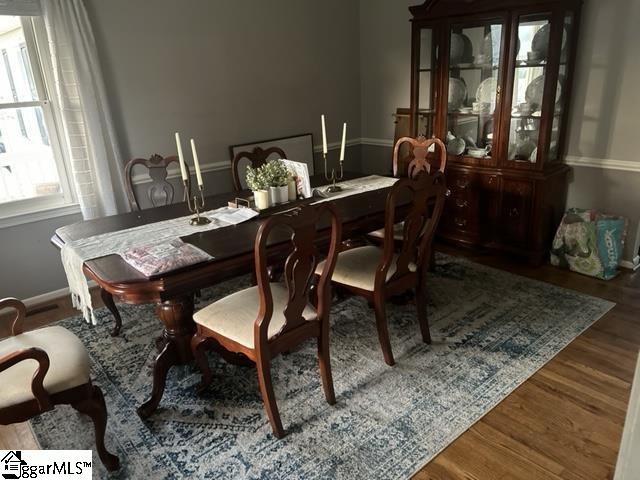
[21,280,98,309]
[620,256,640,271]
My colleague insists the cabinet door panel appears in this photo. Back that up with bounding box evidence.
[500,178,533,246]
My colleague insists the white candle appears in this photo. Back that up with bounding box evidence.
[190,138,203,187]
[321,114,328,155]
[339,122,347,161]
[175,132,187,182]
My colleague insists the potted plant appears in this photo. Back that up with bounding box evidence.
[263,160,290,205]
[246,165,271,210]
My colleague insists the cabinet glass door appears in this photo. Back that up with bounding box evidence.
[445,19,504,161]
[548,13,573,162]
[506,13,553,163]
[414,27,436,137]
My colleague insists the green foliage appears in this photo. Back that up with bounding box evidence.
[246,160,291,190]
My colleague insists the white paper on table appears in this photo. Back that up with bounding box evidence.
[281,159,312,198]
[208,206,259,225]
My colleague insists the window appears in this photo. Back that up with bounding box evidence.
[0,15,75,223]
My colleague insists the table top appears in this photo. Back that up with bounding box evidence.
[51,173,399,303]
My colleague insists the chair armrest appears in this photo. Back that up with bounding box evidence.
[0,297,27,336]
[0,347,52,411]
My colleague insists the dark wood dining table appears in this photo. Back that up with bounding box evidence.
[51,173,401,418]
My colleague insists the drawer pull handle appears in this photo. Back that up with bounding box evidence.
[455,198,468,208]
[454,217,467,227]
[488,176,496,184]
[509,207,520,218]
[456,179,469,189]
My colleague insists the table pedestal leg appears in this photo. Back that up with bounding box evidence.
[137,296,194,419]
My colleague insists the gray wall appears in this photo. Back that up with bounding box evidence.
[358,0,640,263]
[0,0,363,300]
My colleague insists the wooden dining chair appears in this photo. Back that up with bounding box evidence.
[231,146,287,191]
[368,135,447,242]
[0,298,119,471]
[190,203,342,438]
[319,171,447,366]
[100,154,192,337]
[124,153,191,211]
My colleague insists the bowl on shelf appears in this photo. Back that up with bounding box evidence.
[446,136,466,156]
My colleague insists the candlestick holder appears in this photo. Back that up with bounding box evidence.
[183,182,211,225]
[323,153,344,193]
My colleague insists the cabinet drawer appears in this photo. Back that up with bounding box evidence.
[442,188,478,234]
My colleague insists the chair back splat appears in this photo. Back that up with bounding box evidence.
[393,135,447,178]
[124,154,191,211]
[231,146,287,192]
[254,203,341,345]
[380,171,447,285]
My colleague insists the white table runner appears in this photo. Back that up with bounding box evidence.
[57,207,258,324]
[58,175,397,324]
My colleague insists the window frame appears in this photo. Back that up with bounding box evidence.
[0,15,78,227]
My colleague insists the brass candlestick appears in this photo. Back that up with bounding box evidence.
[183,182,211,226]
[323,153,344,193]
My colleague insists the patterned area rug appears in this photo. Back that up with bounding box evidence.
[29,254,614,479]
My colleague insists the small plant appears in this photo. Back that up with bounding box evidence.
[261,160,290,187]
[245,165,270,191]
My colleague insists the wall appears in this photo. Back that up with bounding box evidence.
[358,0,640,264]
[0,0,363,300]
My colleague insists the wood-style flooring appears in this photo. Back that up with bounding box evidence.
[1,245,638,479]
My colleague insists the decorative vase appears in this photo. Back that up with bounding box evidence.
[253,190,270,210]
[288,179,297,201]
[270,185,289,204]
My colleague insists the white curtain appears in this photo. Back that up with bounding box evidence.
[42,0,129,219]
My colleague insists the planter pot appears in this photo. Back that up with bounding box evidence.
[253,190,270,210]
[270,185,289,205]
[288,179,297,201]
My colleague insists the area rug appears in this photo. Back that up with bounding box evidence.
[29,254,614,479]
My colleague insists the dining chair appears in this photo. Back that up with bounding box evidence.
[101,154,192,337]
[368,135,447,242]
[318,171,447,366]
[190,203,342,438]
[231,146,287,191]
[0,298,120,471]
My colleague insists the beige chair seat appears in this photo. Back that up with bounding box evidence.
[193,283,317,349]
[368,222,404,241]
[317,245,416,291]
[0,326,91,409]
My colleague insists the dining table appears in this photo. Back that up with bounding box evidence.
[51,172,406,419]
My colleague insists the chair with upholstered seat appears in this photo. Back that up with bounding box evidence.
[100,154,192,337]
[318,171,447,366]
[230,146,287,192]
[190,203,342,438]
[368,135,446,242]
[0,298,119,471]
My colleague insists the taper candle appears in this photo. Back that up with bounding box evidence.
[339,122,347,161]
[190,138,203,186]
[175,132,187,181]
[321,114,328,155]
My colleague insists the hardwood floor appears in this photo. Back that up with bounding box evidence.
[1,245,638,479]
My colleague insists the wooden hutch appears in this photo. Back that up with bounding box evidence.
[403,0,582,264]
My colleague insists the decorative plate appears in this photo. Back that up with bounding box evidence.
[476,77,498,104]
[447,136,466,156]
[450,33,473,65]
[448,77,467,111]
[525,75,562,109]
[531,24,568,59]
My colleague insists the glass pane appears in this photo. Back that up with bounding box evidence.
[549,14,572,161]
[507,14,551,163]
[446,21,503,159]
[0,17,40,104]
[0,106,60,204]
[415,27,435,137]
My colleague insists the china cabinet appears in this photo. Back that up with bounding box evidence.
[405,0,581,264]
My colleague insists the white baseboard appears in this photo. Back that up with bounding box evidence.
[620,256,640,271]
[21,280,98,309]
[614,354,640,480]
